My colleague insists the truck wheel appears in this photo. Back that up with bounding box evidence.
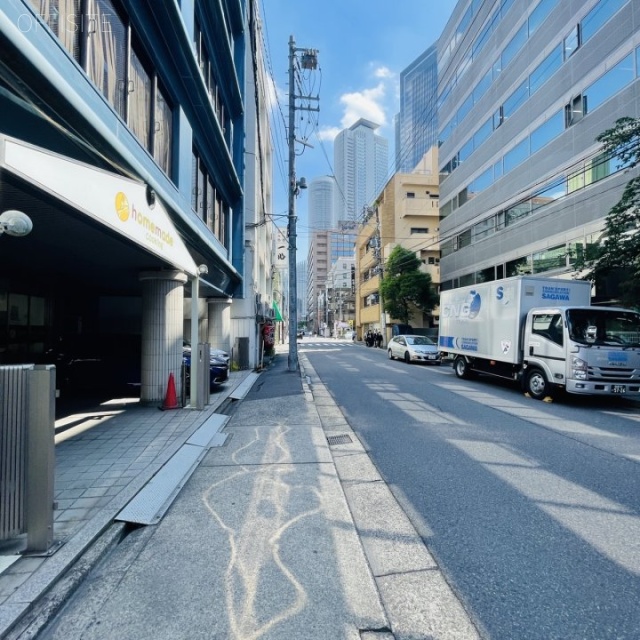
[454,356,470,379]
[525,368,548,400]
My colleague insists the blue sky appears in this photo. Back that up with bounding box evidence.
[259,0,459,255]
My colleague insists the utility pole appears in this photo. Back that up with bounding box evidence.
[287,35,318,371]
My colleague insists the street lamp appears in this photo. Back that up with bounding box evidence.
[0,210,33,237]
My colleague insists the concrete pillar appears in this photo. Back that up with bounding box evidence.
[207,298,232,353]
[139,270,188,404]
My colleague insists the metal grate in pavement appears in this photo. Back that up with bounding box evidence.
[327,434,353,446]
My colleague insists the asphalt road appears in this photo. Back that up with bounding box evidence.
[302,338,640,640]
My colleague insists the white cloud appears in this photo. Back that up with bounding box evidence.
[374,66,394,79]
[340,82,387,128]
[317,126,341,141]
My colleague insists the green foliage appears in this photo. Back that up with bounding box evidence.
[379,246,438,324]
[575,117,640,307]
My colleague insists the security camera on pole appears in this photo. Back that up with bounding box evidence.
[287,36,319,372]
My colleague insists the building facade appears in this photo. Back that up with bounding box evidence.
[307,176,336,230]
[437,0,640,299]
[0,0,272,403]
[334,118,389,222]
[355,149,441,342]
[396,44,439,173]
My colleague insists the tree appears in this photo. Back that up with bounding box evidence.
[575,117,640,307]
[379,245,438,325]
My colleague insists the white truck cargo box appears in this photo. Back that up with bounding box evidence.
[438,276,592,364]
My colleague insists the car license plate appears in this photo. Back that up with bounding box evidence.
[428,354,437,359]
[611,385,626,394]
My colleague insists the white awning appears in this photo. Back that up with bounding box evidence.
[1,136,198,276]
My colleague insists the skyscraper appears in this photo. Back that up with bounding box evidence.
[334,119,389,222]
[308,176,336,230]
[396,45,438,173]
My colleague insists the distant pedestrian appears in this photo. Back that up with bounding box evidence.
[375,331,383,348]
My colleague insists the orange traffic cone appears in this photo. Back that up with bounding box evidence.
[162,373,179,410]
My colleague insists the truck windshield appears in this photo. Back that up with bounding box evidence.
[567,309,640,346]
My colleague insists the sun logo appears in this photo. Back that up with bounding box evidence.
[115,192,130,222]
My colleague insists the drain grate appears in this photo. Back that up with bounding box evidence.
[327,434,353,446]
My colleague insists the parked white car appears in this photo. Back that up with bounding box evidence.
[387,335,441,364]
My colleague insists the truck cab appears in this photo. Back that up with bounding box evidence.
[523,306,640,398]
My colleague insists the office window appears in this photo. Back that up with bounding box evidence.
[528,0,558,36]
[505,202,531,226]
[565,94,585,127]
[533,245,566,273]
[472,217,495,241]
[503,80,529,119]
[502,23,527,68]
[459,139,474,164]
[506,256,532,276]
[530,44,562,95]
[29,0,81,60]
[473,69,492,103]
[563,25,580,59]
[493,107,504,129]
[86,0,127,119]
[503,138,529,173]
[530,110,563,154]
[154,85,173,176]
[458,229,472,249]
[129,46,152,150]
[582,0,628,44]
[468,167,493,198]
[411,227,429,234]
[584,53,634,113]
[475,266,495,283]
[457,94,474,124]
[473,118,492,148]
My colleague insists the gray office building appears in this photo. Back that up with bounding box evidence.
[437,0,639,301]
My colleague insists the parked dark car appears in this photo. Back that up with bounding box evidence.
[182,348,229,391]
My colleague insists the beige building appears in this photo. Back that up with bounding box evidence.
[355,149,440,343]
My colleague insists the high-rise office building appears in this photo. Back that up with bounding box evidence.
[334,118,389,222]
[308,176,336,230]
[437,0,640,303]
[396,45,438,173]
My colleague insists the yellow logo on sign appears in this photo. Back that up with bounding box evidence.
[115,192,130,221]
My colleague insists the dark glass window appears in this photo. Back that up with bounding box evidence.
[129,46,152,150]
[86,0,127,119]
[28,0,81,60]
[154,85,173,177]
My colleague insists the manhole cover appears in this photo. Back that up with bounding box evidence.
[327,434,353,446]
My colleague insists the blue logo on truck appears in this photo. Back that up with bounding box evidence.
[468,291,481,318]
[441,291,482,319]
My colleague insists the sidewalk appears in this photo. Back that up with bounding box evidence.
[0,344,480,639]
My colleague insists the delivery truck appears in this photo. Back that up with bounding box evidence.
[438,275,640,399]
